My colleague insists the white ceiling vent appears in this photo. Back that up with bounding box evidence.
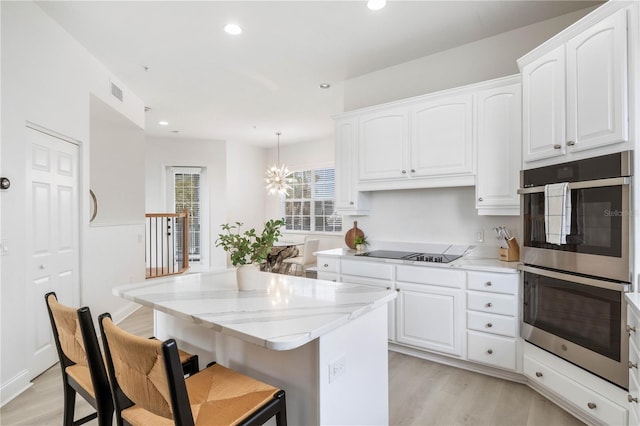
[110,81,123,102]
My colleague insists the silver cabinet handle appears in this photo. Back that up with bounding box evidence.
[567,140,575,146]
[629,361,638,369]
[485,281,492,287]
[486,349,493,355]
[323,263,329,267]
[478,197,483,202]
[486,323,493,328]
[628,325,636,333]
[485,302,493,308]
[553,144,562,149]
[629,395,638,403]
[535,372,543,378]
[410,169,415,173]
[349,201,354,205]
[401,170,407,174]
[587,402,596,410]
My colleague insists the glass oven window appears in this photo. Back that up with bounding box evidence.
[523,186,623,257]
[523,271,622,361]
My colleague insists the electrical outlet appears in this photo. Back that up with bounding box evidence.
[329,355,346,383]
[475,229,484,243]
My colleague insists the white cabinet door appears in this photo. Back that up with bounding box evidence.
[566,8,628,152]
[335,118,368,213]
[475,82,521,214]
[522,45,566,163]
[396,282,463,357]
[341,274,396,341]
[358,107,409,181]
[410,94,473,177]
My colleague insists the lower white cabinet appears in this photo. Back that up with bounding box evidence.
[467,331,516,370]
[341,274,396,341]
[524,348,627,426]
[316,255,339,282]
[628,300,640,425]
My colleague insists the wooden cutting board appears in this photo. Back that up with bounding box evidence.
[344,221,364,249]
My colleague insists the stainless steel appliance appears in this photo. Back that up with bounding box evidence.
[355,250,462,264]
[521,265,630,389]
[518,151,633,390]
[519,151,632,282]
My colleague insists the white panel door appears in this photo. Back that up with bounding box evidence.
[396,282,463,357]
[475,83,521,212]
[358,107,408,181]
[410,93,473,177]
[27,126,80,379]
[522,45,566,163]
[566,8,628,152]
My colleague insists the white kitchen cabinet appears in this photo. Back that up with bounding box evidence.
[521,6,629,167]
[628,299,640,424]
[341,274,396,341]
[409,93,473,178]
[316,255,338,282]
[358,107,409,182]
[465,271,518,372]
[475,80,521,216]
[396,265,465,357]
[335,117,369,215]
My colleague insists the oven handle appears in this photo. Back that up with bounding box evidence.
[518,265,631,292]
[517,176,630,194]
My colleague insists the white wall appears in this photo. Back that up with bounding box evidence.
[1,1,145,404]
[145,136,228,271]
[344,7,595,110]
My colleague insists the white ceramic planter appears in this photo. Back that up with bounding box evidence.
[236,264,260,291]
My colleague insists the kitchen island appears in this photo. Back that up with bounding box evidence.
[113,269,397,425]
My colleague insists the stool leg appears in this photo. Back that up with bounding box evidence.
[62,382,76,426]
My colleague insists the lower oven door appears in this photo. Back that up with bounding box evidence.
[520,265,630,389]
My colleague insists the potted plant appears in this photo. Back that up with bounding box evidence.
[215,218,285,290]
[354,235,369,253]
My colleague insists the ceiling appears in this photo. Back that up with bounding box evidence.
[37,1,602,148]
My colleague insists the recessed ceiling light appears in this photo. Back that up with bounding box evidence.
[224,23,242,35]
[367,0,387,10]
[319,83,331,89]
[159,121,169,126]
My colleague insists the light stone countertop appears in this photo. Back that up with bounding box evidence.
[314,247,519,274]
[113,269,397,351]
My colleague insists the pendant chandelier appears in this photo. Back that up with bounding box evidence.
[265,132,293,196]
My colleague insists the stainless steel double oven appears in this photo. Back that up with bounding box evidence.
[518,151,632,389]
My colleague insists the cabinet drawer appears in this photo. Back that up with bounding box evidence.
[467,291,516,316]
[317,257,338,273]
[629,307,640,351]
[467,311,516,337]
[341,259,393,280]
[631,339,640,387]
[630,372,640,426]
[467,331,516,371]
[524,355,627,426]
[317,272,338,282]
[467,271,517,295]
[396,265,464,289]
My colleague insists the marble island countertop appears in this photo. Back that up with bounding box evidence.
[113,269,397,351]
[315,247,519,274]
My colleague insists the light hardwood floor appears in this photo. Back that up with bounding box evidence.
[1,307,584,426]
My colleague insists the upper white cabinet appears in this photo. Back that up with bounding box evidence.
[335,117,369,215]
[520,6,629,167]
[358,107,409,182]
[475,80,521,215]
[410,94,474,178]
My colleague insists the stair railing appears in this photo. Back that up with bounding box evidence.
[145,209,189,278]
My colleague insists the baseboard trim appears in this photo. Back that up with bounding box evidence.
[110,300,141,325]
[0,369,32,408]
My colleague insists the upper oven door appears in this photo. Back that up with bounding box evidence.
[520,177,630,282]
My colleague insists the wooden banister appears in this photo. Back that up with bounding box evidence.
[145,209,189,279]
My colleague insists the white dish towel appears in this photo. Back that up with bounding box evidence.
[545,182,571,245]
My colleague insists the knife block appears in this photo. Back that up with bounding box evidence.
[498,238,520,262]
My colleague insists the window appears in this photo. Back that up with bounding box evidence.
[171,167,202,262]
[283,167,342,232]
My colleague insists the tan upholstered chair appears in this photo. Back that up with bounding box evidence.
[282,238,319,276]
[45,292,113,426]
[99,313,287,426]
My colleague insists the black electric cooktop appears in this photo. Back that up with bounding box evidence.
[356,250,462,264]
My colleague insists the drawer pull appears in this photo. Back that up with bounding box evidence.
[485,302,493,308]
[587,402,596,410]
[484,281,492,287]
[629,361,638,369]
[567,140,575,147]
[629,395,638,403]
[627,325,636,333]
[553,144,562,150]
[486,349,493,355]
[486,323,493,328]
[535,372,543,378]
[323,263,329,267]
